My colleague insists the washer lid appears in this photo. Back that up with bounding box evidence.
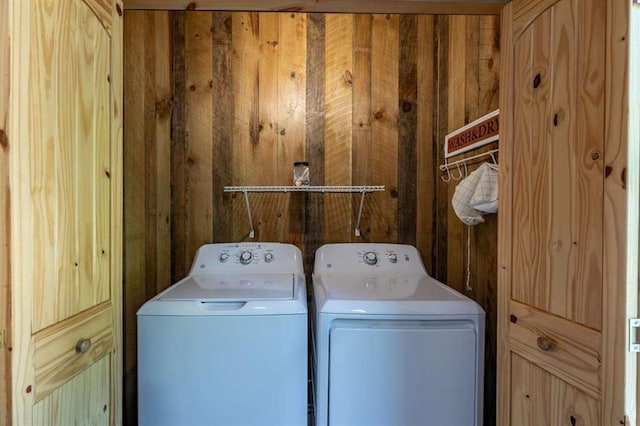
[315,274,484,315]
[160,273,295,301]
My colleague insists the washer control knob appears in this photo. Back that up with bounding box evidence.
[388,253,398,263]
[239,251,253,265]
[364,251,378,265]
[219,253,230,263]
[264,252,274,263]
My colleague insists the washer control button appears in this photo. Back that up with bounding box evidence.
[364,251,378,265]
[264,252,274,263]
[388,253,398,263]
[219,253,230,263]
[239,251,253,265]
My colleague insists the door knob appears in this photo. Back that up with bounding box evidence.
[536,336,553,352]
[75,338,92,354]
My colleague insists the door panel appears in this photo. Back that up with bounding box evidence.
[511,0,604,330]
[511,353,600,425]
[32,355,110,426]
[30,0,111,333]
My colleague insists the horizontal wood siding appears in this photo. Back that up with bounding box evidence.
[123,11,500,426]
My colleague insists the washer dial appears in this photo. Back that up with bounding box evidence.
[239,251,253,265]
[264,252,274,263]
[363,251,378,265]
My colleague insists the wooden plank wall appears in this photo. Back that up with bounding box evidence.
[0,0,10,423]
[123,11,500,425]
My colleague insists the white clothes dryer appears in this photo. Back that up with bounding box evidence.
[312,243,484,426]
[137,243,307,426]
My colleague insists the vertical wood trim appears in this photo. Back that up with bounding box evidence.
[434,15,449,283]
[0,0,10,422]
[212,12,234,243]
[122,11,146,423]
[9,1,35,421]
[323,14,353,241]
[142,12,159,310]
[415,15,435,274]
[278,12,307,243]
[477,16,500,426]
[370,14,399,242]
[497,3,514,426]
[445,15,467,293]
[397,15,418,246]
[231,12,260,241]
[153,12,173,295]
[304,13,325,276]
[184,12,214,260]
[602,0,631,423]
[352,14,372,237]
[110,2,125,424]
[631,3,640,425]
[254,13,280,240]
[170,12,187,281]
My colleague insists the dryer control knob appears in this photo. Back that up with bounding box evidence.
[264,252,274,263]
[239,251,253,265]
[364,251,378,265]
[219,253,230,263]
[388,253,398,263]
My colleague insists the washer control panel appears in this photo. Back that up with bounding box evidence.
[190,243,304,275]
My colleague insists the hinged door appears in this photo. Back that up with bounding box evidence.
[7,0,123,424]
[498,0,631,424]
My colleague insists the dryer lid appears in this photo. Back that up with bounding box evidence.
[160,273,295,301]
[315,274,484,315]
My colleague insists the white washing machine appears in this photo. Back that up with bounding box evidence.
[312,243,484,426]
[137,242,307,426]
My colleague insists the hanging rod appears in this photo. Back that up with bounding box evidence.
[223,185,385,237]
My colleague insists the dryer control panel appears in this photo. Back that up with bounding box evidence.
[314,243,427,275]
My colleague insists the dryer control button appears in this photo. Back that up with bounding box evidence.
[239,251,253,265]
[364,251,378,265]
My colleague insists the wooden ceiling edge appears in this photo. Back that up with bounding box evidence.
[122,1,506,15]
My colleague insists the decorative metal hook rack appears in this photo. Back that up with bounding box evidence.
[223,185,385,238]
[438,148,499,182]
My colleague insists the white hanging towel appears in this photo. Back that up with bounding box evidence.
[451,162,499,225]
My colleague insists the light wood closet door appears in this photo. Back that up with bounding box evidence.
[498,0,630,424]
[9,0,123,424]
